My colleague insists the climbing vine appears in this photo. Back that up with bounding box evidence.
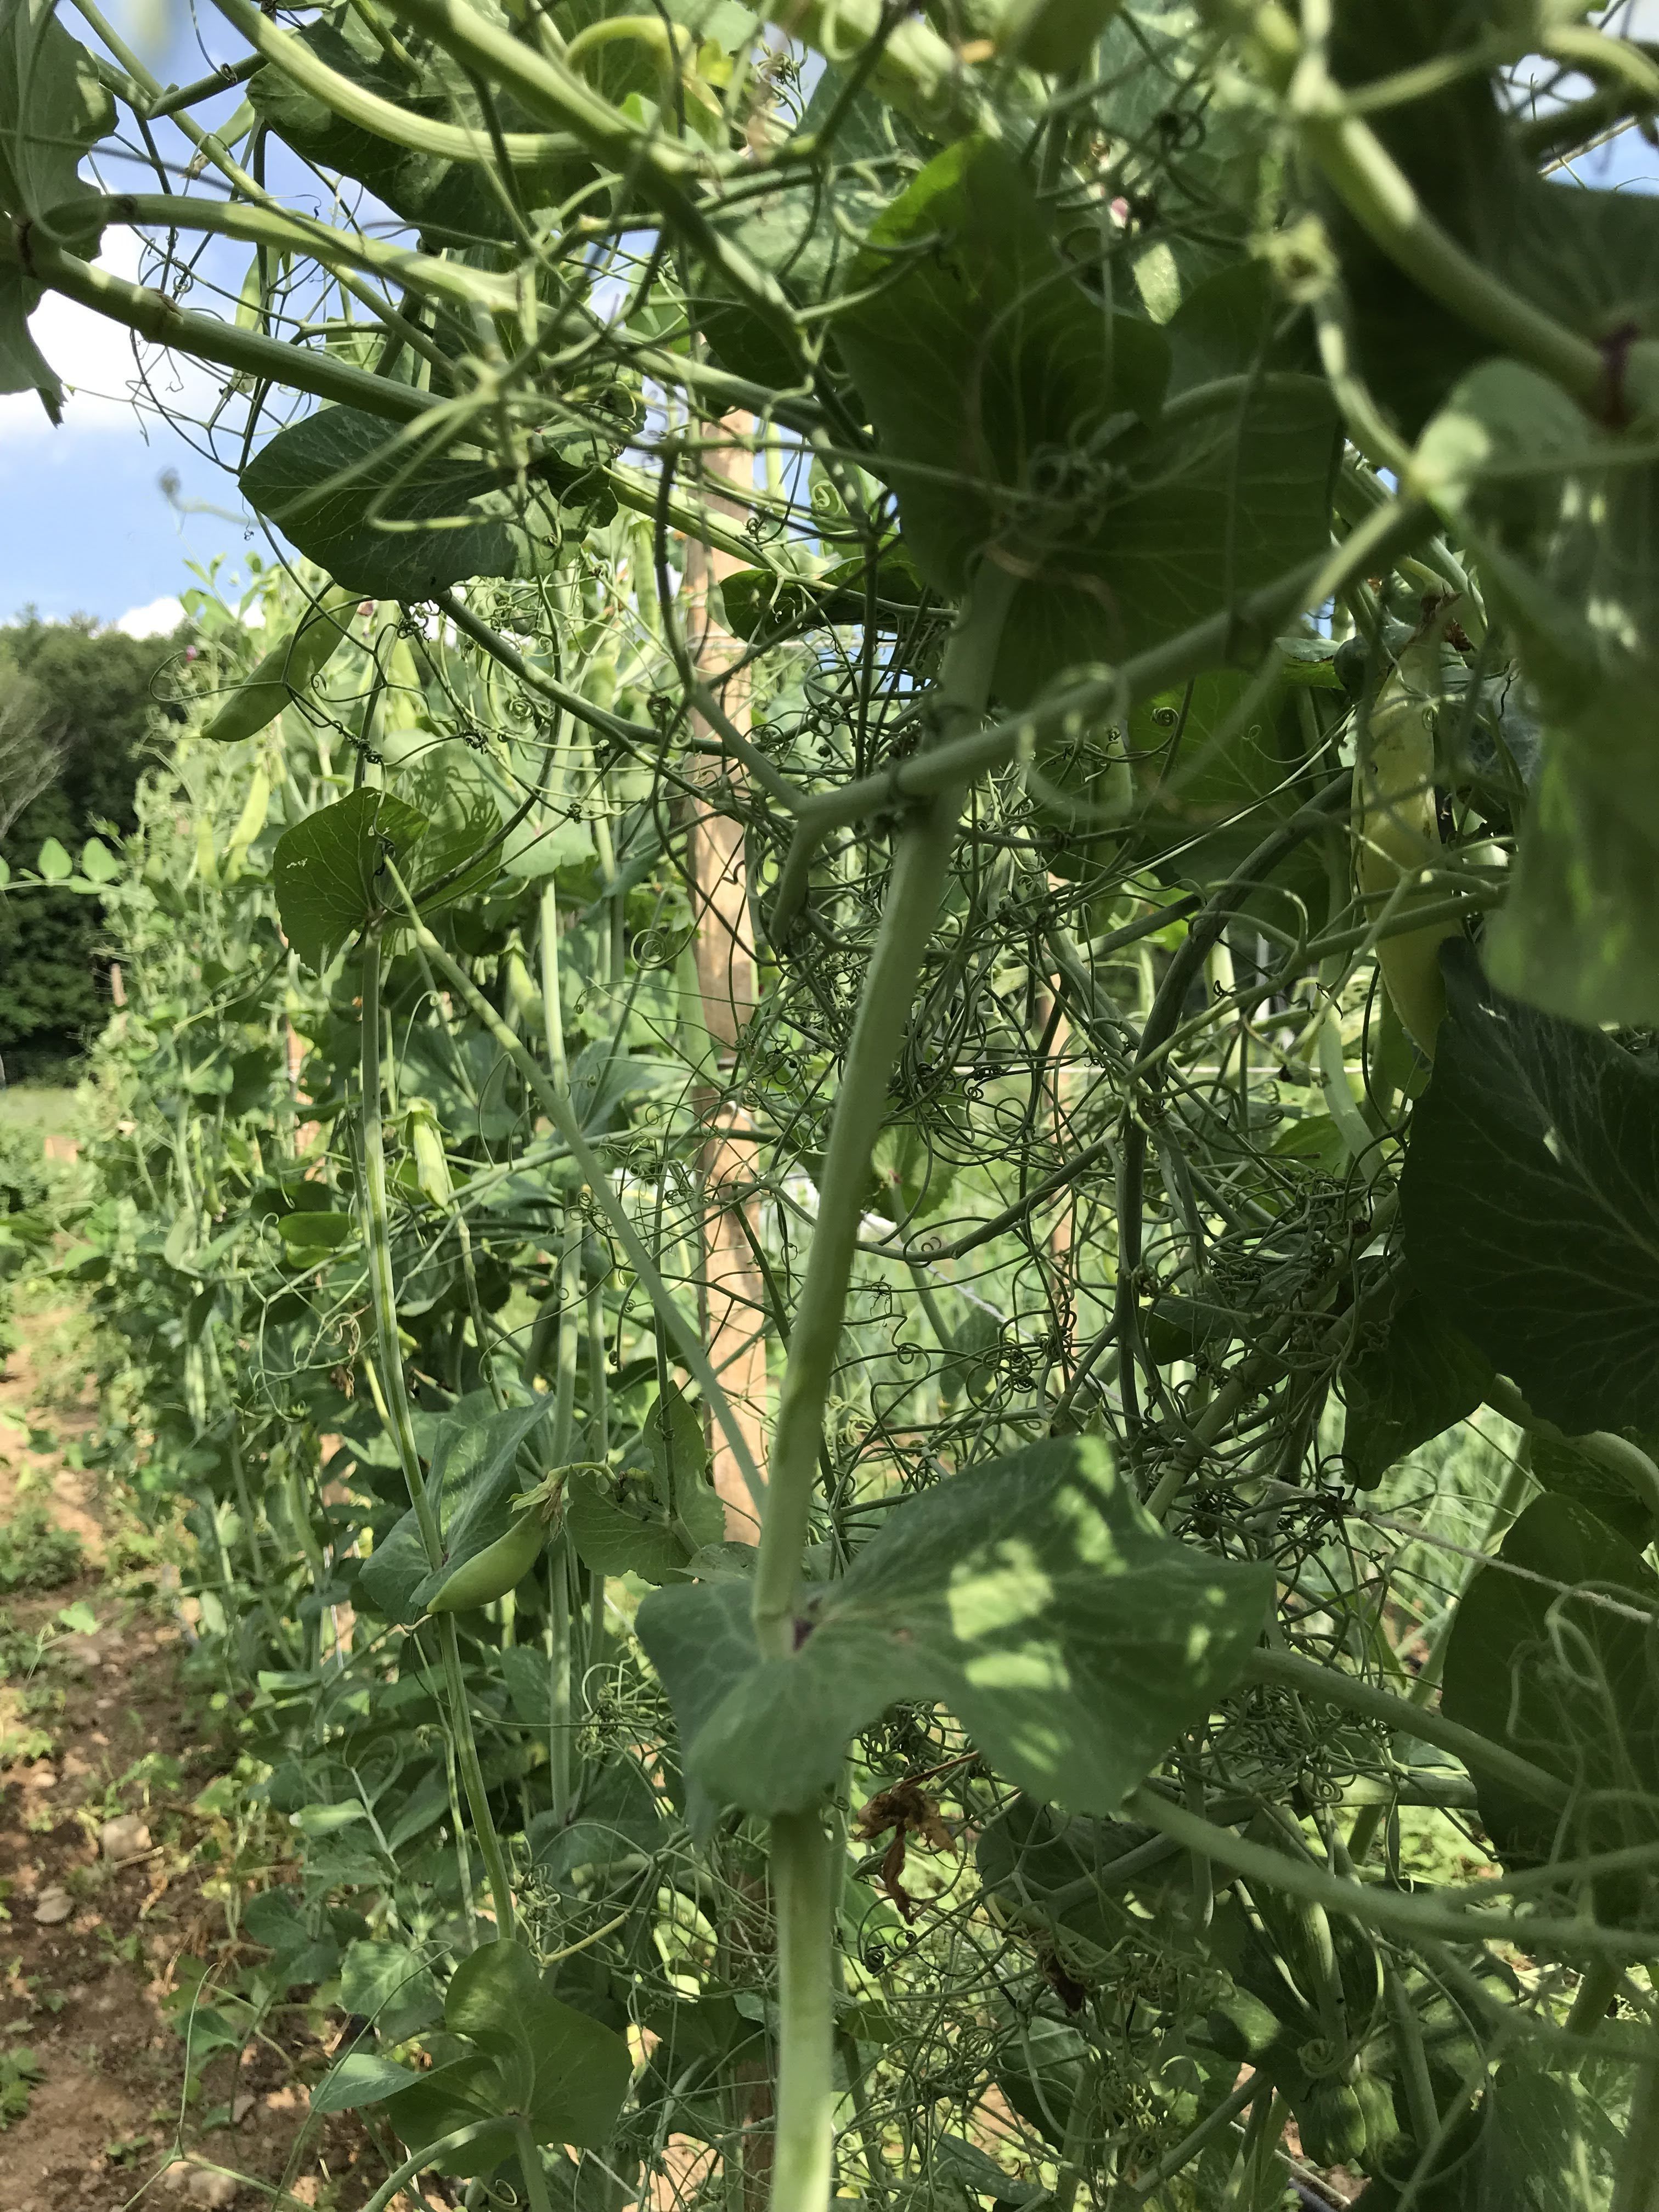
[5,0,1659,2205]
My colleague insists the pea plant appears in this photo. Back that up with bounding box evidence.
[8,0,1659,2204]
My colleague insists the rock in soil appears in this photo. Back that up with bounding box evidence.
[98,1813,151,1861]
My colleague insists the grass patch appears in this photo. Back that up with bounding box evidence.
[0,1509,82,1593]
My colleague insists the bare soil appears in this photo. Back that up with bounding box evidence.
[0,1311,380,2211]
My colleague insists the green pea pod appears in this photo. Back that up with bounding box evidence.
[503,948,544,1031]
[1296,2080,1367,2169]
[408,1102,453,1209]
[1355,637,1460,1057]
[426,1508,549,1613]
[200,585,360,743]
[997,0,1123,71]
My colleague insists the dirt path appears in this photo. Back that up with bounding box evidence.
[0,1310,378,2211]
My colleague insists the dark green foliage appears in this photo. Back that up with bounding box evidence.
[1403,943,1659,1437]
[12,1,1659,2203]
[1442,1495,1659,1885]
[0,615,177,1076]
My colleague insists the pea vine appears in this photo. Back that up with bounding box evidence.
[6,0,1659,2206]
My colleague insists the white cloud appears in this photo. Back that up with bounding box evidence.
[0,229,223,447]
[115,594,185,636]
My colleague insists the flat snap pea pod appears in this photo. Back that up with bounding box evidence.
[1355,636,1460,1057]
[407,1099,453,1209]
[200,585,360,744]
[426,1506,550,1613]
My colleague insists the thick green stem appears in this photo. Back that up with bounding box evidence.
[769,1810,837,2211]
[755,563,1015,2212]
[749,781,966,1655]
[538,882,569,1096]
[1128,1786,1658,1961]
[752,561,1015,1658]
[359,929,515,1938]
[514,2121,558,2212]
[1612,2009,1659,2212]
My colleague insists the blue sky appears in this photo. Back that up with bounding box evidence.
[4,4,1659,635]
[0,0,265,630]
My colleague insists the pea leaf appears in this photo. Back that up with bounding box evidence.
[1415,359,1659,1026]
[273,788,429,973]
[337,1938,443,2043]
[528,1753,664,1880]
[637,1435,1272,1839]
[276,1210,354,1257]
[382,2055,517,2177]
[837,138,1339,701]
[444,1939,632,2148]
[1124,665,1329,920]
[1441,1496,1659,1892]
[241,408,603,600]
[565,1466,690,1585]
[1,270,62,424]
[0,0,115,421]
[1402,941,1659,1437]
[1340,1278,1493,1489]
[1531,1432,1657,1555]
[566,1384,721,1581]
[365,1395,549,1625]
[645,1382,723,1551]
[309,2050,424,2116]
[247,15,561,245]
[1491,744,1659,1034]
[0,0,113,249]
[832,135,1169,523]
[357,1505,434,1626]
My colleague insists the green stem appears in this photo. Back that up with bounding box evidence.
[14,244,772,573]
[753,560,1016,1658]
[1562,1955,1622,2070]
[19,234,433,427]
[359,929,515,1938]
[1221,2089,1285,2212]
[585,1276,608,1684]
[453,1205,506,1409]
[1383,1955,1440,2151]
[1244,1644,1568,1812]
[105,190,519,317]
[757,563,1015,2212]
[1612,2008,1659,2212]
[769,1809,837,2212]
[514,2121,558,2212]
[1127,2070,1261,2200]
[1127,1786,1657,1962]
[546,1198,582,1822]
[351,2123,505,2212]
[538,882,569,1096]
[749,781,966,1654]
[208,0,581,167]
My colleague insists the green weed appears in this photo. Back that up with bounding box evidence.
[0,1508,82,1593]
